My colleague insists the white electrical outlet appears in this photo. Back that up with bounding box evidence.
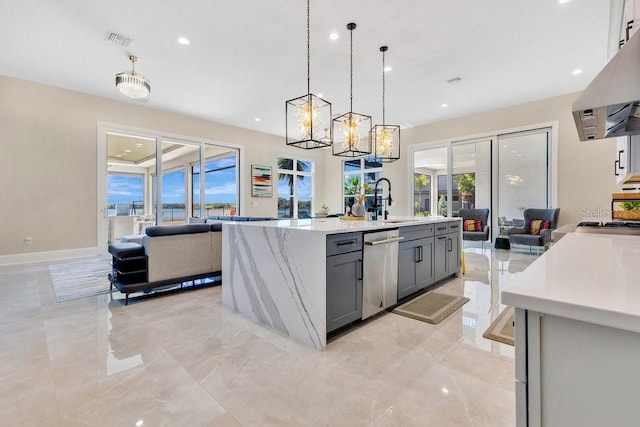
[25,237,33,244]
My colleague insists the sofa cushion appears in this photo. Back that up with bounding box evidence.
[145,224,210,237]
[530,219,551,235]
[209,223,223,232]
[463,219,482,231]
[108,242,145,258]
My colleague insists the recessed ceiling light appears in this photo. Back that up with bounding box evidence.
[441,103,448,108]
[441,388,449,395]
[329,33,339,40]
[317,93,323,98]
[124,149,132,153]
[115,154,122,158]
[177,37,190,45]
[558,0,571,3]
[384,66,392,72]
[572,68,583,75]
[255,118,261,122]
[135,143,143,148]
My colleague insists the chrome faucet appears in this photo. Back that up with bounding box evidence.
[373,178,392,220]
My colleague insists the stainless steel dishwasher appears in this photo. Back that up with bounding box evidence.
[362,229,403,320]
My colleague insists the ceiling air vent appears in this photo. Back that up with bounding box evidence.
[105,32,132,48]
[446,76,464,85]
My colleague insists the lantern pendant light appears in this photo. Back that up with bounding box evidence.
[285,0,333,149]
[332,23,372,157]
[371,46,400,162]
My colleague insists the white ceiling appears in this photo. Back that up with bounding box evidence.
[0,0,612,138]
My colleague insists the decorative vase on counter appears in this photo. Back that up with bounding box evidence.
[351,195,365,217]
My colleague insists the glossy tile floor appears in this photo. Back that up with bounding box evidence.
[0,247,537,426]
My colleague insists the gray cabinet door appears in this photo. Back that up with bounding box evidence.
[326,250,363,333]
[447,232,461,275]
[415,237,434,290]
[434,234,448,281]
[397,240,419,300]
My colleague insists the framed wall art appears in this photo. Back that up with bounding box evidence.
[251,165,273,197]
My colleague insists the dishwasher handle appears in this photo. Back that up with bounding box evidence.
[364,236,404,246]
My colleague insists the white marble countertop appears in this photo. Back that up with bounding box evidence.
[224,216,460,234]
[502,232,640,334]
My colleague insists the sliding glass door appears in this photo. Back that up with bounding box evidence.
[104,130,240,245]
[411,127,551,242]
[495,129,550,234]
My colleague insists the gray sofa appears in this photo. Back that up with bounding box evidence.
[108,223,222,304]
[509,208,560,251]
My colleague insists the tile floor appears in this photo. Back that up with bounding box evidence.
[0,247,537,426]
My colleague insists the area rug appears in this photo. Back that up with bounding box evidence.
[392,291,470,325]
[482,306,515,346]
[48,256,113,302]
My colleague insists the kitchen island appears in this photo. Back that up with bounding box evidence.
[221,216,462,349]
[502,232,640,426]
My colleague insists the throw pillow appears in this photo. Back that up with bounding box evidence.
[463,219,483,231]
[530,219,551,235]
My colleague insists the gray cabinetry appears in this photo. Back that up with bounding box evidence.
[434,221,461,282]
[398,224,435,300]
[326,233,363,333]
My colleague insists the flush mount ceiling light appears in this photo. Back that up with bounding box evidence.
[371,46,400,163]
[115,55,150,99]
[332,23,372,158]
[285,0,333,150]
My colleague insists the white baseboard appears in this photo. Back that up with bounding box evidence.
[0,247,100,266]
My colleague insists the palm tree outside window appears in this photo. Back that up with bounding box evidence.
[277,157,313,218]
[343,158,382,214]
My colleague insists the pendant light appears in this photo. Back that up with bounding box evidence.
[115,55,151,99]
[332,23,372,157]
[371,46,400,162]
[285,0,332,149]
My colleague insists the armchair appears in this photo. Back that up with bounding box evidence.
[509,208,560,252]
[459,208,490,248]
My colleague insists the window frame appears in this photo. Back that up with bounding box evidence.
[342,158,384,215]
[277,156,315,219]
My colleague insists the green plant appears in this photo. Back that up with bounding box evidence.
[414,174,429,214]
[455,173,475,198]
[438,195,447,216]
[621,201,640,211]
[344,175,361,196]
[320,204,329,215]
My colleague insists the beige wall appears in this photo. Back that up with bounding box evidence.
[0,76,619,260]
[0,76,326,257]
[322,92,617,227]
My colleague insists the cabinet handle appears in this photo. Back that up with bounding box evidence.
[419,246,424,262]
[437,226,447,231]
[414,246,421,262]
[437,236,447,240]
[357,259,362,281]
[618,149,625,169]
[615,160,620,176]
[448,238,453,252]
[337,240,357,246]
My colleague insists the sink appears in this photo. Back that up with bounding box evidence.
[382,219,419,224]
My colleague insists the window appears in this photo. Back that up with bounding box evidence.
[277,157,313,218]
[161,169,186,223]
[413,173,431,216]
[107,173,144,216]
[192,153,238,218]
[343,158,383,214]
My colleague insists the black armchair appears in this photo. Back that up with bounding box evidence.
[458,208,490,248]
[509,208,560,252]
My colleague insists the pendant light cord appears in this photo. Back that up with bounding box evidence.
[382,49,386,125]
[307,0,310,95]
[349,25,354,112]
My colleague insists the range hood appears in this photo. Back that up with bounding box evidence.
[573,30,640,141]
